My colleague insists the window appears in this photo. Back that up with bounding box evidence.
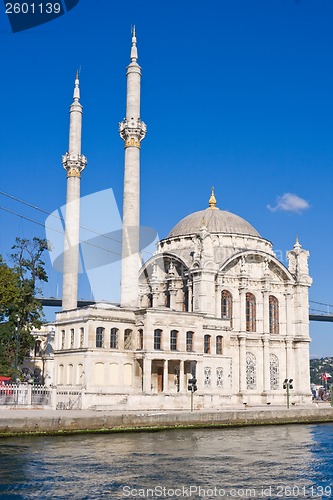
[154,329,162,350]
[270,354,279,390]
[79,327,84,348]
[246,352,256,390]
[186,331,194,352]
[269,296,279,334]
[246,293,256,332]
[216,367,223,388]
[216,336,223,355]
[124,329,133,349]
[61,330,65,350]
[170,330,178,351]
[96,327,104,348]
[204,334,211,354]
[221,290,232,319]
[204,367,211,387]
[138,329,143,350]
[34,340,41,357]
[110,328,119,349]
[70,329,74,349]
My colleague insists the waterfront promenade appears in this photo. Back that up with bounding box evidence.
[0,403,333,436]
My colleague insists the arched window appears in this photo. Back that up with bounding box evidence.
[204,335,211,354]
[216,336,223,355]
[61,330,65,350]
[170,330,178,351]
[124,329,133,349]
[221,290,232,319]
[70,329,75,349]
[246,352,256,390]
[246,293,256,332]
[96,327,104,348]
[186,331,194,352]
[110,328,119,349]
[270,354,279,390]
[79,328,84,348]
[269,296,279,334]
[68,364,74,385]
[34,340,41,357]
[154,329,162,350]
[58,364,64,385]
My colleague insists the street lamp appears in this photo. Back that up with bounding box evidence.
[283,378,293,409]
[14,317,20,384]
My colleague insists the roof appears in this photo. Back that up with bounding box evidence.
[167,208,260,238]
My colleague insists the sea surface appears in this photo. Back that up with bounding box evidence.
[0,424,332,499]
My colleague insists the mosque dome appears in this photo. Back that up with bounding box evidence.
[167,189,260,238]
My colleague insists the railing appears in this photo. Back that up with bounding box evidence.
[0,384,51,406]
[56,386,83,410]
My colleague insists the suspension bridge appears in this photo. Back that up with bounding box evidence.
[39,298,333,322]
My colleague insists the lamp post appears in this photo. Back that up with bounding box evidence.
[14,317,20,383]
[187,377,197,412]
[283,378,293,409]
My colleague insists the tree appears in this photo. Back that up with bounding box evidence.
[0,237,48,379]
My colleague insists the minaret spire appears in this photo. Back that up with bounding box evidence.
[61,72,87,310]
[119,29,147,307]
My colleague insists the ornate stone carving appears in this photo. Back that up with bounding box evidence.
[119,118,147,148]
[246,352,256,390]
[62,152,87,177]
[270,354,279,390]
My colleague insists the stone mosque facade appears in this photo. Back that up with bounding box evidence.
[41,31,312,409]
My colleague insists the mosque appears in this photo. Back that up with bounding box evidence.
[38,30,313,409]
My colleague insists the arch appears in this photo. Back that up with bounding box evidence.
[216,335,223,355]
[246,293,256,332]
[77,363,84,385]
[170,330,178,351]
[110,328,119,349]
[246,352,256,390]
[68,364,74,385]
[61,330,65,350]
[138,329,144,350]
[154,329,162,350]
[79,327,84,348]
[58,364,64,385]
[186,331,194,352]
[70,328,75,349]
[124,329,133,349]
[34,340,42,357]
[96,327,104,348]
[94,362,104,385]
[110,363,119,385]
[124,364,133,386]
[269,296,279,334]
[270,354,279,390]
[221,290,232,320]
[204,334,211,354]
[219,250,294,283]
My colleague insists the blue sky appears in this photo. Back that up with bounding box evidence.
[0,0,332,356]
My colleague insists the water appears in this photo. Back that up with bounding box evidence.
[0,424,332,499]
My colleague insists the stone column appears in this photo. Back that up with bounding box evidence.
[143,357,152,393]
[239,334,247,393]
[163,360,169,392]
[262,334,270,392]
[239,288,247,332]
[179,360,184,392]
[187,281,193,313]
[215,284,222,318]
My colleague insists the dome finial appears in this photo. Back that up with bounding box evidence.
[208,186,217,209]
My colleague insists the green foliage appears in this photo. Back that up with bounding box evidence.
[0,237,48,379]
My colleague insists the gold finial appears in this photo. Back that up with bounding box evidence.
[296,235,299,244]
[208,186,217,209]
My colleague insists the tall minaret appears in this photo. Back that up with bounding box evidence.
[61,72,87,310]
[119,28,147,307]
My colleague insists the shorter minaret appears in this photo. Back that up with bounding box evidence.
[61,72,87,310]
[119,28,147,307]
